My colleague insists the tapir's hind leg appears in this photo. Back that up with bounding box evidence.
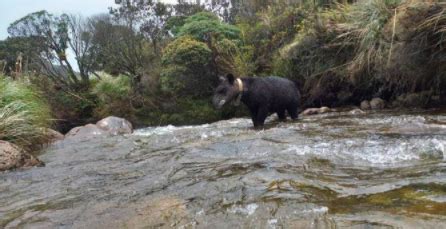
[287,105,298,120]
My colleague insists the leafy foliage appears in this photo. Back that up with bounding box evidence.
[177,12,241,42]
[161,36,214,97]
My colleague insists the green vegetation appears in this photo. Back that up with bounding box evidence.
[276,0,446,106]
[161,36,214,97]
[92,73,134,121]
[0,76,52,150]
[1,0,446,134]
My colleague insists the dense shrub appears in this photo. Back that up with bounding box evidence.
[177,12,241,42]
[161,36,214,97]
[0,76,52,150]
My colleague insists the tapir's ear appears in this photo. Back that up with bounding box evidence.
[226,74,235,85]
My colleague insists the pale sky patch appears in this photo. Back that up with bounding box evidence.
[0,0,177,39]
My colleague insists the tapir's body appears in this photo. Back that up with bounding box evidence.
[213,74,301,128]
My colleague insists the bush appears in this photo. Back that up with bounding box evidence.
[92,73,135,121]
[177,12,240,42]
[161,36,215,97]
[0,76,52,150]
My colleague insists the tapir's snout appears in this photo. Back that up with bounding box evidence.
[213,97,226,109]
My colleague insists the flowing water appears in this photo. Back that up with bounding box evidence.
[1,110,446,228]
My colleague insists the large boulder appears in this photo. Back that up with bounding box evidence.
[64,117,133,141]
[96,116,133,135]
[0,141,44,171]
[65,124,108,140]
[370,98,386,110]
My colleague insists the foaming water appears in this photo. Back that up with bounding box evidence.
[1,110,446,228]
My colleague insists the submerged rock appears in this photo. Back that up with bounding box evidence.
[370,98,385,110]
[0,141,43,171]
[96,116,133,135]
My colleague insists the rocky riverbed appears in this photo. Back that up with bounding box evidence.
[1,110,446,228]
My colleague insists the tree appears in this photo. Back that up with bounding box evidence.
[160,11,252,97]
[176,12,240,42]
[110,0,174,54]
[66,14,99,82]
[89,14,158,88]
[8,11,97,89]
[0,36,45,75]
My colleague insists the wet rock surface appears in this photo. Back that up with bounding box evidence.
[1,110,446,228]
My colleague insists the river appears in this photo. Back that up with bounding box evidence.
[1,110,446,228]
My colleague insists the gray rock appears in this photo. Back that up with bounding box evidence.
[0,140,43,171]
[96,116,133,135]
[65,124,108,140]
[370,98,385,110]
[360,100,371,110]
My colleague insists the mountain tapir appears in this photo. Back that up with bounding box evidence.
[213,74,301,128]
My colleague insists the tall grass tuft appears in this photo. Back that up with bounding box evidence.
[91,73,135,121]
[277,0,446,106]
[0,76,52,151]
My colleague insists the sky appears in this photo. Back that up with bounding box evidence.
[0,0,177,70]
[0,0,121,39]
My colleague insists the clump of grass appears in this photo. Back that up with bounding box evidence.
[0,76,52,151]
[277,0,446,107]
[91,73,135,121]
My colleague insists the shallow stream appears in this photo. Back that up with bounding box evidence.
[1,110,446,228]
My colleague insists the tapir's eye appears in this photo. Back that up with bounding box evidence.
[217,88,226,94]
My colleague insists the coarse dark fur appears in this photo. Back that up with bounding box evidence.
[213,74,301,128]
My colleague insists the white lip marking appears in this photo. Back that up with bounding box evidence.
[219,100,226,107]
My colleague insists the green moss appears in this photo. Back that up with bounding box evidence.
[328,183,446,215]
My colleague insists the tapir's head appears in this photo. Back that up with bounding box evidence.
[213,74,240,109]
